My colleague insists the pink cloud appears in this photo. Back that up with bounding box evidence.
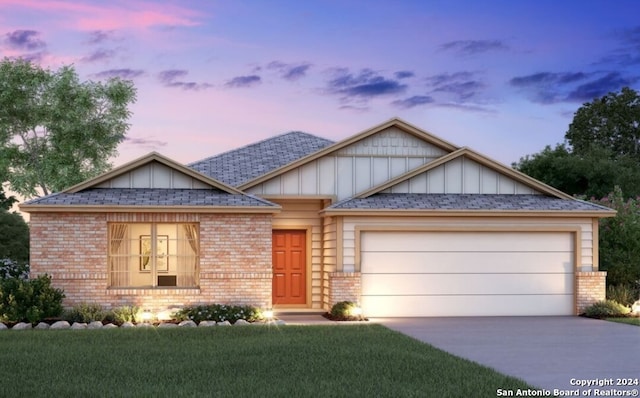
[1,0,202,31]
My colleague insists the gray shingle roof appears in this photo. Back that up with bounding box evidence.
[23,188,277,207]
[328,193,613,212]
[188,131,334,187]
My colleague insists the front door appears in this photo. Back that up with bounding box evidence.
[272,230,306,305]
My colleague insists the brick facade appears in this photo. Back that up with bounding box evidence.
[575,271,607,314]
[28,212,608,316]
[328,272,361,309]
[29,212,273,312]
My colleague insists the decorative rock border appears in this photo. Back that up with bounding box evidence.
[0,319,287,330]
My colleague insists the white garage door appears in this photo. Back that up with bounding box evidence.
[360,231,574,317]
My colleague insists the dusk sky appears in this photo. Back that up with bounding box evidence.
[2,0,640,168]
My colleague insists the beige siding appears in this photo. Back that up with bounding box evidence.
[271,199,324,309]
[97,161,210,189]
[322,215,337,309]
[246,126,450,200]
[340,216,595,272]
[335,126,449,157]
[383,156,541,194]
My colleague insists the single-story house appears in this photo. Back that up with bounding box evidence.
[20,118,615,317]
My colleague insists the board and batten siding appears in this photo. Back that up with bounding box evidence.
[96,161,211,189]
[337,216,596,273]
[382,156,541,194]
[246,127,450,200]
[270,200,325,309]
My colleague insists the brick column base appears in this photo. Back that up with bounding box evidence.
[576,271,607,314]
[328,272,361,310]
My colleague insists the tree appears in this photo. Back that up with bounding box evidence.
[514,87,640,199]
[0,210,29,264]
[0,187,17,211]
[0,58,137,197]
[566,87,640,158]
[592,188,640,290]
[514,145,640,199]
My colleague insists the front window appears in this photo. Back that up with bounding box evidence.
[109,223,199,288]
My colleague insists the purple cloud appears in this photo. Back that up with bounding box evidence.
[391,95,434,109]
[565,72,638,102]
[158,69,212,90]
[510,70,637,103]
[426,72,485,101]
[267,61,312,81]
[80,48,116,63]
[86,30,117,45]
[225,75,261,88]
[92,69,145,79]
[124,136,168,150]
[440,40,508,55]
[395,71,414,79]
[326,68,407,100]
[5,30,46,50]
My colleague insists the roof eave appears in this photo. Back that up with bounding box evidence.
[19,204,282,214]
[319,208,617,218]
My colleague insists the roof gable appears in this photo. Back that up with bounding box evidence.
[188,131,334,187]
[66,152,243,195]
[239,117,459,191]
[357,147,574,200]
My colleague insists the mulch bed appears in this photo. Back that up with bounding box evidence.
[322,312,368,322]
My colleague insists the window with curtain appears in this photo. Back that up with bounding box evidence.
[108,223,199,288]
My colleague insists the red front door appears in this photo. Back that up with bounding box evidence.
[272,230,306,305]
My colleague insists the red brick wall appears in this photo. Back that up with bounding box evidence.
[328,272,361,309]
[29,212,273,312]
[576,271,607,314]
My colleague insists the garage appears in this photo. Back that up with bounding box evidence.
[360,230,575,317]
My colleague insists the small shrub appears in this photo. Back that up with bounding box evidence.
[607,284,640,307]
[330,301,357,318]
[108,305,140,325]
[176,304,263,323]
[583,300,631,318]
[0,274,65,323]
[64,303,106,323]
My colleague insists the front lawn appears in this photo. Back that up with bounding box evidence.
[606,317,640,326]
[0,325,533,397]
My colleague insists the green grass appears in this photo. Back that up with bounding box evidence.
[0,324,534,397]
[606,317,640,326]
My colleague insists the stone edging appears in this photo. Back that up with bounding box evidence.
[0,319,287,330]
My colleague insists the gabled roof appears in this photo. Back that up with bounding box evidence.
[65,152,244,195]
[189,131,334,187]
[238,117,460,190]
[323,193,616,217]
[355,147,574,200]
[20,152,280,213]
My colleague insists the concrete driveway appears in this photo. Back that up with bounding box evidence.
[378,317,640,396]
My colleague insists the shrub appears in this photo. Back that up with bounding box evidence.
[106,305,140,325]
[0,274,65,323]
[65,303,106,323]
[176,304,263,323]
[607,284,640,307]
[330,301,357,318]
[583,300,631,318]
